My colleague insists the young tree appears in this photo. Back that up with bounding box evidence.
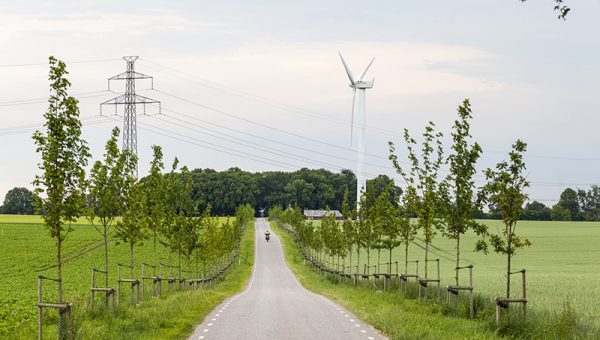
[115,180,148,280]
[341,188,357,273]
[479,140,532,298]
[371,193,386,274]
[87,127,136,295]
[144,145,166,272]
[376,185,402,274]
[439,99,487,286]
[389,122,444,279]
[198,204,220,278]
[319,209,336,266]
[32,56,91,305]
[179,167,201,278]
[397,188,418,274]
[357,189,375,274]
[321,209,344,271]
[163,161,197,283]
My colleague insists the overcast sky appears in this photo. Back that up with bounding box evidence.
[1,0,599,205]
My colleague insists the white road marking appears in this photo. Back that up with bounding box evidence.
[208,323,213,326]
[368,337,374,340]
[211,318,216,321]
[198,336,204,339]
[361,330,367,333]
[202,329,209,333]
[344,315,349,318]
[350,319,355,322]
[355,324,360,327]
[216,313,220,316]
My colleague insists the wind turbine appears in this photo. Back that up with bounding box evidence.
[338,52,375,214]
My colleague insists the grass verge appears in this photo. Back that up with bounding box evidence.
[15,222,255,339]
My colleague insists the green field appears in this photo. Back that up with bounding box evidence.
[0,214,239,338]
[309,220,600,330]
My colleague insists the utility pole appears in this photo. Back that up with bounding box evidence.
[101,56,160,178]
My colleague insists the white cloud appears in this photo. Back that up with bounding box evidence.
[0,9,221,39]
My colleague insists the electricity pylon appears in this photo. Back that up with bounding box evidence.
[101,56,161,178]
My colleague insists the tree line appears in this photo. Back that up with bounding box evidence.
[2,170,403,217]
[189,168,401,216]
[521,187,600,221]
[8,182,600,223]
[30,57,255,315]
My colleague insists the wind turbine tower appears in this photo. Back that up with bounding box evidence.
[339,52,375,213]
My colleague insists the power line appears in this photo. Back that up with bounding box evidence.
[0,90,113,107]
[139,59,407,139]
[160,106,403,170]
[0,58,122,68]
[0,115,118,137]
[136,120,300,171]
[152,113,379,177]
[152,88,392,161]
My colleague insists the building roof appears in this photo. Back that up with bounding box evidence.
[303,209,343,218]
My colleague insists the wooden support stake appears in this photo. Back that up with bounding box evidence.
[37,277,42,340]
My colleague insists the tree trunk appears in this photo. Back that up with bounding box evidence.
[178,250,182,288]
[104,223,109,306]
[153,225,158,275]
[349,249,352,274]
[389,247,392,274]
[507,224,513,298]
[404,242,409,274]
[377,248,381,273]
[195,253,199,279]
[57,235,64,340]
[425,241,429,279]
[130,243,135,278]
[366,248,370,274]
[455,234,460,286]
[57,236,63,303]
[356,247,361,275]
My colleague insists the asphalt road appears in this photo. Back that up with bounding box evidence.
[189,218,385,340]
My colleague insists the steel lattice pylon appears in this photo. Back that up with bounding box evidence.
[101,56,161,178]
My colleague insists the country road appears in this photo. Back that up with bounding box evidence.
[189,218,385,340]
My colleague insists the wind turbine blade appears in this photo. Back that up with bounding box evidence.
[338,51,355,85]
[358,57,375,81]
[350,87,356,146]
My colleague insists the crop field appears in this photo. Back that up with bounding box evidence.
[311,219,600,329]
[0,214,233,337]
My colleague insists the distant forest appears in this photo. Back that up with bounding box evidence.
[189,167,400,216]
[2,168,599,221]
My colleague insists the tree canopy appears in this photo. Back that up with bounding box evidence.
[0,187,34,214]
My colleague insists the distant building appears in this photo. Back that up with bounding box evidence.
[303,209,344,220]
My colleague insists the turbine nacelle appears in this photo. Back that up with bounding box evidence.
[351,80,374,89]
